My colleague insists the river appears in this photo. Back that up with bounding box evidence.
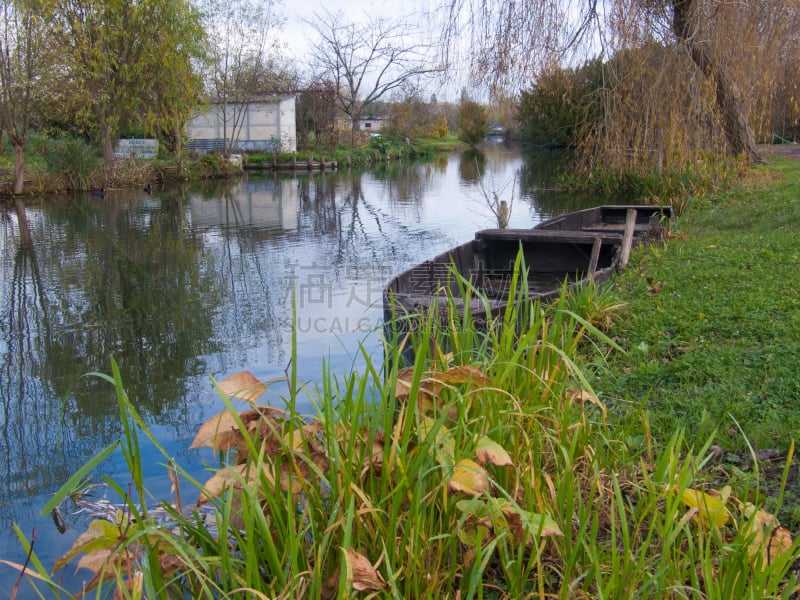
[0,142,603,596]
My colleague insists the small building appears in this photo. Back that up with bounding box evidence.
[359,116,389,132]
[334,115,389,132]
[187,96,297,154]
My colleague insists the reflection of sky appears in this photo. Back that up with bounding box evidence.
[0,144,568,598]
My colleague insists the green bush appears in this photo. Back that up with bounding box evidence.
[43,138,101,191]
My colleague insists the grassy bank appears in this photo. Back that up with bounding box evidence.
[10,220,800,597]
[595,155,800,524]
[596,156,800,451]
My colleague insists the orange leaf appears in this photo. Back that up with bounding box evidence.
[217,371,267,404]
[745,506,795,567]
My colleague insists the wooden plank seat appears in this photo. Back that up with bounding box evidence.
[474,228,623,244]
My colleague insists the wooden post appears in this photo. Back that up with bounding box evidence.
[308,155,313,170]
[291,154,296,169]
[588,236,602,279]
[620,209,638,267]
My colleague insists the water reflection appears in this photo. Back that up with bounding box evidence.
[0,144,608,597]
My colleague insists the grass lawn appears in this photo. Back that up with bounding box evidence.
[594,155,800,523]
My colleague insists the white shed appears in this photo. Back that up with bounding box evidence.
[188,96,297,154]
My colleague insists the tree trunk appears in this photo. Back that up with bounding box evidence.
[672,0,763,164]
[96,116,116,175]
[13,143,25,195]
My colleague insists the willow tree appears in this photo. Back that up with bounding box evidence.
[52,0,205,172]
[438,0,798,166]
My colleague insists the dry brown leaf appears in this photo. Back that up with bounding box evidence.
[475,437,513,467]
[198,463,274,505]
[190,408,285,459]
[449,459,489,496]
[76,546,139,578]
[565,388,608,421]
[217,371,267,404]
[394,367,415,401]
[346,548,386,592]
[435,365,491,387]
[191,412,244,451]
[159,553,184,577]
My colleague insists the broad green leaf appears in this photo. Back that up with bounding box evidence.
[494,499,563,543]
[420,416,455,466]
[679,487,729,528]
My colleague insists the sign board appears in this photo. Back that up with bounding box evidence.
[115,139,158,159]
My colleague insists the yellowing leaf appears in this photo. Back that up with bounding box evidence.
[344,548,386,592]
[679,487,729,528]
[217,371,267,404]
[449,459,489,496]
[53,519,122,573]
[475,436,513,467]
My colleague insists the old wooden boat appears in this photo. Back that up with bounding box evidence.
[383,205,673,330]
[535,204,674,239]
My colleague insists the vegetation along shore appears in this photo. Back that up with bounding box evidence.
[7,153,800,598]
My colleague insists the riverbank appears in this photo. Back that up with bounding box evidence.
[595,154,800,526]
[0,135,468,198]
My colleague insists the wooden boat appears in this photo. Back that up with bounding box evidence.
[383,205,673,330]
[535,204,674,239]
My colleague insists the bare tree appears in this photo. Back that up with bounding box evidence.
[306,9,444,144]
[197,0,288,156]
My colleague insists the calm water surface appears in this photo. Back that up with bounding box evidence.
[0,143,600,595]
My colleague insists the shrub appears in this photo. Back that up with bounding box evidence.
[43,138,101,191]
[457,100,488,146]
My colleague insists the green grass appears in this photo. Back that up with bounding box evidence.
[594,158,800,455]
